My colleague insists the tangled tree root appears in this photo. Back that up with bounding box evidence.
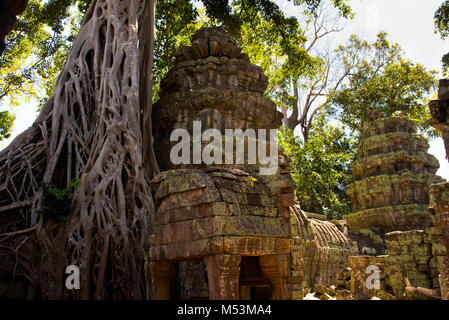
[0,0,157,299]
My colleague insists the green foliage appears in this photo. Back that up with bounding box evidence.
[293,0,352,18]
[40,179,80,221]
[153,0,349,102]
[202,0,353,106]
[153,0,201,101]
[435,0,449,74]
[0,0,88,106]
[1,0,351,107]
[277,113,356,219]
[238,6,320,106]
[329,32,438,136]
[0,111,15,141]
[0,0,87,141]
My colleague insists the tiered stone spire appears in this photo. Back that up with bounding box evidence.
[149,27,359,300]
[152,27,283,171]
[346,111,442,232]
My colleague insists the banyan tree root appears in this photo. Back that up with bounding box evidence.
[0,0,157,299]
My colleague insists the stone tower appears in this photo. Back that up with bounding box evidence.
[149,27,295,300]
[346,112,442,232]
[149,27,359,301]
[428,78,449,300]
[152,26,282,171]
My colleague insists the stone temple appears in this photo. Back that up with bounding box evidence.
[147,27,449,300]
[428,78,449,300]
[346,112,442,232]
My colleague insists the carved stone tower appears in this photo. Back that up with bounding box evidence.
[149,27,295,300]
[346,112,442,232]
[428,78,449,300]
[152,26,282,171]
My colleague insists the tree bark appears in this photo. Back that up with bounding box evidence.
[0,0,158,299]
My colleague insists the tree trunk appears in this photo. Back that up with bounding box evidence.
[0,0,158,299]
[0,0,29,55]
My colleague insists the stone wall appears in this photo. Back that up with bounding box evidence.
[349,229,445,299]
[384,229,445,290]
[429,182,449,300]
[428,78,449,300]
[290,206,358,291]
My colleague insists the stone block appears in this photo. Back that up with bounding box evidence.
[410,245,431,257]
[158,187,221,212]
[222,236,290,255]
[414,255,431,265]
[154,171,215,199]
[376,290,397,300]
[404,286,440,300]
[336,289,354,300]
[277,193,296,207]
[432,243,447,256]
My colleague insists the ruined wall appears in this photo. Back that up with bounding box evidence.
[429,182,449,300]
[384,229,445,290]
[428,78,449,300]
[349,229,445,299]
[290,205,358,290]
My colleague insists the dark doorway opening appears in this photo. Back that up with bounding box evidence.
[239,256,273,300]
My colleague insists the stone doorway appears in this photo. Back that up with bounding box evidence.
[239,257,273,300]
[150,254,289,300]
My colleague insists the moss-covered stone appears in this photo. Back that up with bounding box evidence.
[347,115,441,233]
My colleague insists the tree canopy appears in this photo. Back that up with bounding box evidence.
[0,0,88,105]
[328,32,438,135]
[278,112,356,219]
[0,0,351,138]
[435,0,449,74]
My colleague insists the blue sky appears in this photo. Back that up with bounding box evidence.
[1,0,449,178]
